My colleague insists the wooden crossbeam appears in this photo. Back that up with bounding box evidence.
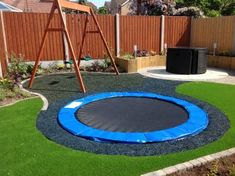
[58,0,91,14]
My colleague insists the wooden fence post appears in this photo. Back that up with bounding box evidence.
[115,13,120,57]
[160,15,165,53]
[232,16,235,55]
[0,11,8,77]
[62,12,70,62]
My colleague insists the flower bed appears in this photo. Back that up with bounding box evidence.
[208,55,235,71]
[116,55,166,73]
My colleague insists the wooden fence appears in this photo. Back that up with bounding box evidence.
[1,12,235,77]
[120,15,161,54]
[165,16,191,48]
[0,12,191,61]
[190,15,235,54]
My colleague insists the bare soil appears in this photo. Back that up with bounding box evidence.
[0,95,34,107]
[171,154,235,176]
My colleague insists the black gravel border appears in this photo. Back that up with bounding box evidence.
[24,72,230,156]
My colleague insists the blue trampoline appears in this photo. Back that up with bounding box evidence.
[58,92,208,143]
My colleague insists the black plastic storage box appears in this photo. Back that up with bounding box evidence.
[166,47,208,74]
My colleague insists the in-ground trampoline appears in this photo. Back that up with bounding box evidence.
[58,92,208,143]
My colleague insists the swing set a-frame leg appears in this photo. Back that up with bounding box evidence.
[90,10,120,75]
[28,4,56,89]
[57,5,86,93]
[77,14,89,66]
[28,0,86,93]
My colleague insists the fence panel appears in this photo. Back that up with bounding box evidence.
[164,16,191,48]
[120,15,161,55]
[66,14,115,59]
[190,16,235,54]
[3,12,64,61]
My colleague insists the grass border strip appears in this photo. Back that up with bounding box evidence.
[0,96,39,109]
[142,147,235,176]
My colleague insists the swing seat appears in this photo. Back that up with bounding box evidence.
[64,60,73,65]
[82,55,93,61]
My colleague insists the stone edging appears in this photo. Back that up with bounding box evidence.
[141,147,235,176]
[21,79,48,111]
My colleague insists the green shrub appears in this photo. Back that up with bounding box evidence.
[0,78,13,90]
[13,87,31,98]
[103,58,111,68]
[5,91,16,98]
[7,54,28,86]
[26,63,34,74]
[0,89,6,101]
[56,63,65,70]
[207,161,219,176]
[121,54,134,60]
[231,167,235,176]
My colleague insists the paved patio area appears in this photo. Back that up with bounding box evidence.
[138,67,235,85]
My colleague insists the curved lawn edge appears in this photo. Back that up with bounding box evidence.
[0,82,235,176]
[21,79,49,110]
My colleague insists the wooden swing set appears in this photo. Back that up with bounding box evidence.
[28,0,119,93]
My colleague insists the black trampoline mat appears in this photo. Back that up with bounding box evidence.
[76,97,189,132]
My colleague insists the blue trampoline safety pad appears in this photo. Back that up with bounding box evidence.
[58,92,208,143]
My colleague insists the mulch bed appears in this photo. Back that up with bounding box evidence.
[0,96,25,106]
[23,72,230,156]
[0,94,34,107]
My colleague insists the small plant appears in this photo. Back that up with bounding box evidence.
[103,59,111,68]
[218,51,232,57]
[0,78,13,90]
[207,161,219,176]
[46,63,57,73]
[121,53,134,60]
[102,54,112,68]
[0,77,31,102]
[230,166,235,175]
[85,59,115,72]
[85,61,103,72]
[150,50,157,56]
[0,89,6,101]
[135,50,149,57]
[7,54,28,87]
[26,63,35,74]
[14,87,31,98]
[56,63,65,70]
[159,51,166,56]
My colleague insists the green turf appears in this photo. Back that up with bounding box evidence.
[0,82,235,176]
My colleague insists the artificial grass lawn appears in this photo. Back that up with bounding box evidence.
[0,82,235,176]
